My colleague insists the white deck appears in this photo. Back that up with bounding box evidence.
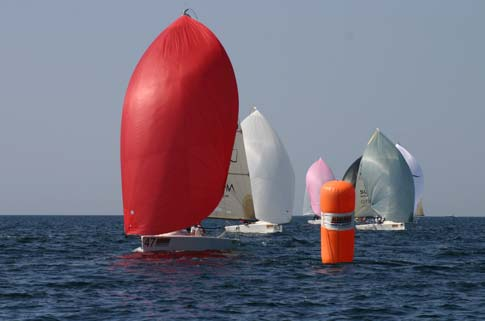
[355,221,405,231]
[224,220,283,234]
[307,218,321,225]
[138,234,239,252]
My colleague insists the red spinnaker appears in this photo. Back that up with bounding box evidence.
[121,15,238,235]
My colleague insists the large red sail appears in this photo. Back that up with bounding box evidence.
[121,15,238,235]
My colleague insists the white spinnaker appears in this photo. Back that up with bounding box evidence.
[210,125,255,220]
[241,107,295,224]
[395,143,424,214]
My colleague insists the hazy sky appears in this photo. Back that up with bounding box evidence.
[1,1,484,216]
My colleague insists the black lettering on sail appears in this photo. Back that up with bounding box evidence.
[226,184,235,193]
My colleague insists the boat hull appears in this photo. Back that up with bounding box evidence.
[138,235,239,252]
[224,221,283,234]
[355,221,405,231]
[307,219,321,225]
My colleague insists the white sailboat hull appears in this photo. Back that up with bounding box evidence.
[137,234,239,252]
[355,221,405,231]
[307,219,321,225]
[224,221,283,234]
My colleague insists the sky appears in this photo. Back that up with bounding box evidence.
[0,1,484,216]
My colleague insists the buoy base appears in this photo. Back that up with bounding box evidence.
[321,227,354,264]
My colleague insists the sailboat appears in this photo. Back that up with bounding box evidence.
[120,11,240,252]
[219,107,295,234]
[303,158,335,224]
[395,143,425,217]
[415,199,425,216]
[344,129,415,231]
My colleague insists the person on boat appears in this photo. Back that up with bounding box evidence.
[190,224,205,236]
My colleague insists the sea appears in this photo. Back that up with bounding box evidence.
[1,215,484,321]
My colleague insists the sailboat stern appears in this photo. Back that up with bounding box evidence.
[355,221,406,231]
[139,234,239,252]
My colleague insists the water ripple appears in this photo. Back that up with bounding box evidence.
[1,216,485,320]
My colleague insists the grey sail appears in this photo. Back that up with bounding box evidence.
[210,125,256,221]
[359,129,415,223]
[342,156,362,187]
[354,163,376,218]
[342,156,374,218]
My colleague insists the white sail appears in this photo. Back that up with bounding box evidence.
[359,129,415,223]
[241,107,295,224]
[395,143,424,214]
[415,198,425,216]
[210,125,255,220]
[302,188,314,216]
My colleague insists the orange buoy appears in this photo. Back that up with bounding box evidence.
[320,180,355,264]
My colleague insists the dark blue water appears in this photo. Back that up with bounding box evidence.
[1,216,484,321]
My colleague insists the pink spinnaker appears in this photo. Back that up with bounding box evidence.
[305,158,335,215]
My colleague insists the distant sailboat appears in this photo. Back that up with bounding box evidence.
[120,12,239,251]
[222,107,295,234]
[350,129,415,231]
[302,188,313,217]
[395,143,425,217]
[304,158,335,225]
[415,199,425,217]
